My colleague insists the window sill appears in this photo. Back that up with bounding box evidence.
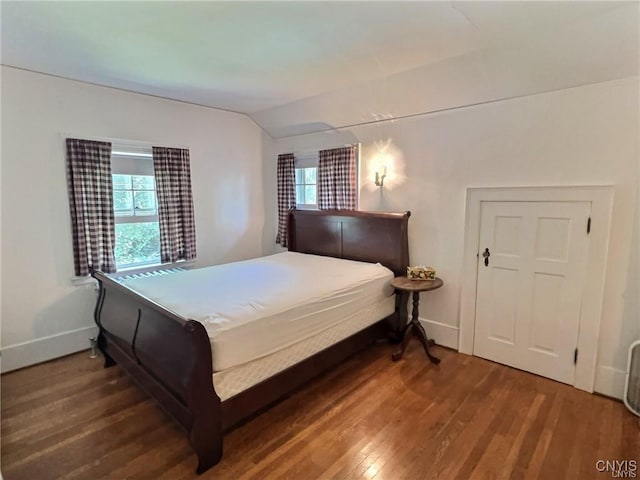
[70,259,196,286]
[115,259,196,276]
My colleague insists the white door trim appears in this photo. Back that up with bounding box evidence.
[459,186,614,392]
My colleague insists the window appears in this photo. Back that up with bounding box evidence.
[293,151,319,209]
[295,167,317,208]
[111,146,161,269]
[291,145,360,210]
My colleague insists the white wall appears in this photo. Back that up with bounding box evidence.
[264,77,640,399]
[0,66,265,372]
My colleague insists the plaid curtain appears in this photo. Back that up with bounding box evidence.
[152,147,197,263]
[276,153,295,247]
[317,145,358,210]
[65,138,116,276]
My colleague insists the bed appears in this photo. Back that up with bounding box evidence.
[92,209,411,473]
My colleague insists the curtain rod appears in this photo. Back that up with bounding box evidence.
[59,132,190,150]
[292,143,359,156]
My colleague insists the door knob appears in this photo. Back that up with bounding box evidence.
[482,248,491,267]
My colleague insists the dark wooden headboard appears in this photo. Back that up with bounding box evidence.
[287,209,411,276]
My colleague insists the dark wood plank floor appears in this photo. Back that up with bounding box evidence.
[2,341,638,479]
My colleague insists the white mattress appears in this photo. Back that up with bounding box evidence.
[122,252,394,371]
[212,295,394,401]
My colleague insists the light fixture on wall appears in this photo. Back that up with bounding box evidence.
[366,138,405,192]
[375,166,387,187]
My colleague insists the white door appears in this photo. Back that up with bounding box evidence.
[473,201,591,384]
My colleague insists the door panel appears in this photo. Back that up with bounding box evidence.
[487,266,518,344]
[473,201,590,384]
[529,272,564,355]
[535,217,570,262]
[494,216,522,255]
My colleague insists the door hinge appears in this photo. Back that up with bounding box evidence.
[574,348,578,364]
[587,217,591,234]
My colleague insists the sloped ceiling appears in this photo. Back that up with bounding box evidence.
[254,3,640,137]
[2,1,638,137]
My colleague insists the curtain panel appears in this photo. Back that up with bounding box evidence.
[152,147,197,263]
[65,138,116,276]
[276,153,296,247]
[317,145,358,210]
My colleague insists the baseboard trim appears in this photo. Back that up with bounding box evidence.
[594,365,626,400]
[1,325,98,373]
[4,321,618,399]
[418,318,459,350]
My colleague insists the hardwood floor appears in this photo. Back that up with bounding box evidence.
[2,342,638,479]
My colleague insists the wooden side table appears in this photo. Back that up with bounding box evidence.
[390,276,444,364]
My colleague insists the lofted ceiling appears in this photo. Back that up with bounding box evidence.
[1,1,632,118]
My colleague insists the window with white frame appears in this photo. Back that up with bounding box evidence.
[295,167,317,208]
[294,151,319,209]
[111,145,161,269]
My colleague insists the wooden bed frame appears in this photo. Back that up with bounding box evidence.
[92,209,410,473]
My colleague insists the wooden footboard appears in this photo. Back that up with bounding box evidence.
[92,209,411,473]
[93,272,223,473]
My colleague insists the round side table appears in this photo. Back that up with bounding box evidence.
[390,276,444,364]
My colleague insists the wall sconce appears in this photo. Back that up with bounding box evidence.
[375,166,387,187]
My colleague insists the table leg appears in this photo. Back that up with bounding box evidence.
[392,291,440,364]
[414,319,441,365]
[392,320,413,361]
